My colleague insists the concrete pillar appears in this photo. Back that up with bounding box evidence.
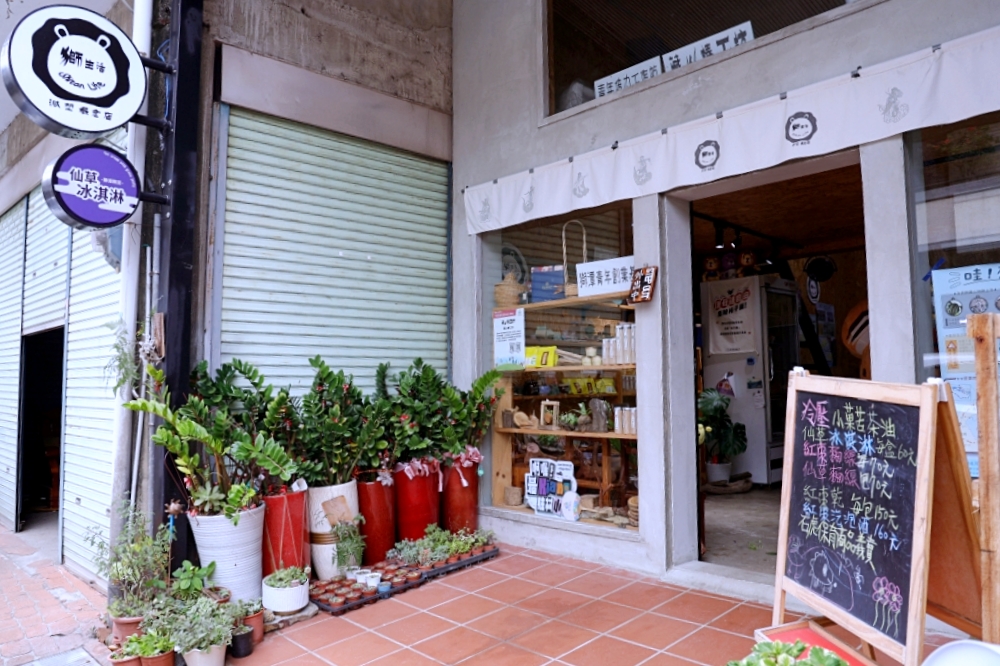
[861,136,919,384]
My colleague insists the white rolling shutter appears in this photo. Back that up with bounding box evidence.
[220,109,450,392]
[22,189,71,334]
[0,200,26,529]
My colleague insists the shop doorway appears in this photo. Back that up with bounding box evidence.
[689,161,869,574]
[15,327,64,557]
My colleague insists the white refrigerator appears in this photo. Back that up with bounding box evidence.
[700,275,800,484]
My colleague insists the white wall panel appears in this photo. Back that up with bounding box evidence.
[22,189,70,334]
[0,200,26,529]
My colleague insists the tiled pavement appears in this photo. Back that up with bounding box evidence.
[231,546,794,666]
[0,525,110,666]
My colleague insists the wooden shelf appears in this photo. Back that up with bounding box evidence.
[495,291,630,313]
[515,363,635,374]
[495,427,638,440]
[513,394,618,401]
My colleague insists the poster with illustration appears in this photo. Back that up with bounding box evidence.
[706,277,760,355]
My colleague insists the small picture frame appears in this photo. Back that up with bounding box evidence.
[540,400,560,430]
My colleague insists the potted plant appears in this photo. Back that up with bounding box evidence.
[354,390,397,566]
[727,640,849,666]
[294,357,386,578]
[262,566,310,614]
[170,560,214,600]
[331,517,366,573]
[697,389,748,484]
[121,630,174,666]
[229,624,254,659]
[172,597,234,666]
[241,598,264,646]
[126,364,299,601]
[87,505,171,645]
[440,370,503,533]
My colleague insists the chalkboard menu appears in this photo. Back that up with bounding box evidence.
[785,390,921,643]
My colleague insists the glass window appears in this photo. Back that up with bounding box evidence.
[908,111,1000,478]
[549,0,846,114]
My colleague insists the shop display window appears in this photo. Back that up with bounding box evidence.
[548,0,845,114]
[908,111,1000,478]
[485,205,638,529]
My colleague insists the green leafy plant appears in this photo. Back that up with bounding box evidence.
[263,566,310,588]
[171,597,234,653]
[697,388,748,463]
[122,629,174,657]
[171,560,216,600]
[332,516,366,569]
[86,504,171,618]
[441,369,504,457]
[727,640,849,666]
[376,359,452,463]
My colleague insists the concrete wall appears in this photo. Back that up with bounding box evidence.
[204,0,452,114]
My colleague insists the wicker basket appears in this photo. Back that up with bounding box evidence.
[563,220,587,298]
[494,272,524,308]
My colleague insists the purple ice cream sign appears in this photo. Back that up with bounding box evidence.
[42,144,139,229]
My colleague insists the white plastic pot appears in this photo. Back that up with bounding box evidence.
[182,644,226,666]
[308,481,358,580]
[188,504,265,602]
[706,462,732,484]
[262,580,309,615]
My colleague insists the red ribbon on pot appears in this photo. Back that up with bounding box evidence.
[443,446,483,488]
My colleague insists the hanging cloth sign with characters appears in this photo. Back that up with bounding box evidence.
[1,4,146,139]
[707,276,760,355]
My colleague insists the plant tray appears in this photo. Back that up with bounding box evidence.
[310,546,501,616]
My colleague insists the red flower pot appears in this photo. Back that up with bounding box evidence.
[245,610,264,646]
[261,490,309,577]
[393,469,440,541]
[358,481,396,566]
[441,463,479,532]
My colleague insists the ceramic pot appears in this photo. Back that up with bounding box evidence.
[357,480,395,566]
[262,580,309,615]
[262,490,310,577]
[188,504,266,602]
[441,463,479,532]
[139,652,174,666]
[308,481,359,580]
[393,469,439,541]
[229,629,254,659]
[110,615,142,645]
[705,462,732,484]
[245,610,264,645]
[183,644,226,666]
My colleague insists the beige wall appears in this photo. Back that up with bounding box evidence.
[205,0,452,115]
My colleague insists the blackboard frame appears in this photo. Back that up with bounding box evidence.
[772,371,939,666]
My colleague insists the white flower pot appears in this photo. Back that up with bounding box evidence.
[308,481,358,580]
[706,462,732,484]
[188,504,265,602]
[262,580,309,615]
[183,644,226,666]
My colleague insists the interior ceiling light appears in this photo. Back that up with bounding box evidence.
[714,224,725,249]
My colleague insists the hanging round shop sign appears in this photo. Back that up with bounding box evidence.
[42,144,140,229]
[0,5,146,139]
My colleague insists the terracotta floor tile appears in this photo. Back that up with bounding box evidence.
[467,606,548,640]
[560,635,656,666]
[643,653,707,666]
[558,572,632,598]
[591,566,649,580]
[430,593,505,623]
[364,648,441,666]
[560,600,642,633]
[668,627,756,665]
[342,598,419,629]
[461,641,551,666]
[315,632,400,666]
[235,635,306,665]
[511,620,600,658]
[411,626,499,663]
[394,581,466,610]
[603,582,684,611]
[653,592,739,625]
[610,612,701,650]
[283,615,365,650]
[375,611,456,645]
[497,543,526,554]
[484,555,548,576]
[552,556,602,571]
[477,578,548,604]
[444,567,510,592]
[709,603,775,638]
[522,563,590,587]
[516,588,592,618]
[273,655,333,666]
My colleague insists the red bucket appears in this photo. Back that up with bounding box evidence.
[358,480,396,565]
[261,490,309,577]
[393,469,440,542]
[441,463,479,533]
